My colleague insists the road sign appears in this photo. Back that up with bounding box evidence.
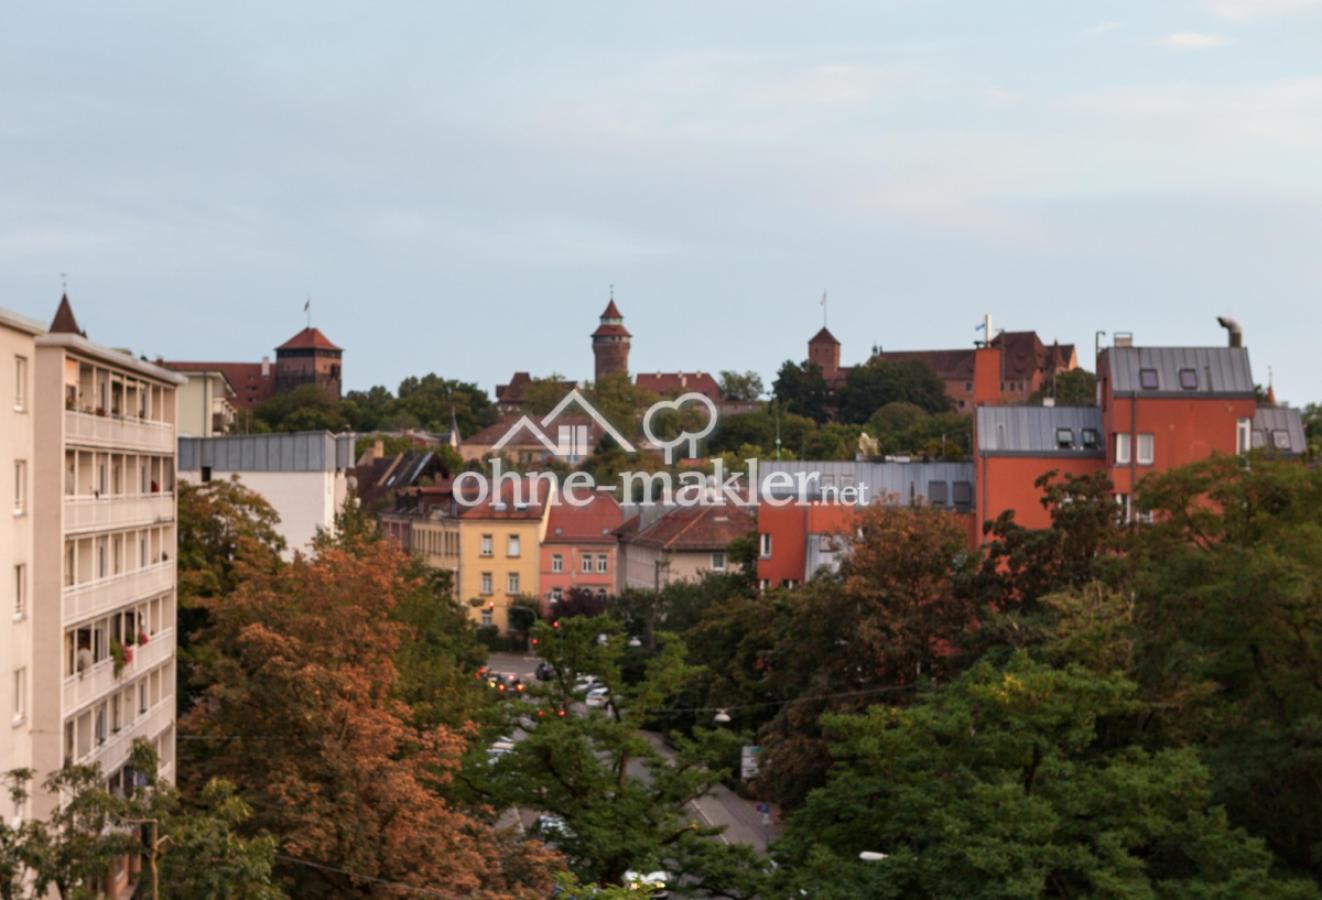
[741,745,761,780]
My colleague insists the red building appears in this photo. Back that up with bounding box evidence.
[162,325,344,409]
[539,492,624,610]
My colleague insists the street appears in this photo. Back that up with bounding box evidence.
[486,652,782,853]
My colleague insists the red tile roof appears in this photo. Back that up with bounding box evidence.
[601,299,623,319]
[809,326,839,346]
[623,505,754,551]
[635,371,722,400]
[159,361,276,409]
[495,372,576,406]
[277,327,341,352]
[592,322,631,339]
[456,476,551,519]
[545,493,624,544]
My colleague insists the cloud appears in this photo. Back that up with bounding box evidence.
[1159,32,1232,49]
[1083,21,1124,36]
[1204,0,1322,20]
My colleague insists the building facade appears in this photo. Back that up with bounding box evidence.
[455,479,552,633]
[161,324,344,411]
[617,505,755,591]
[177,432,356,558]
[174,368,237,437]
[24,297,185,841]
[539,493,623,611]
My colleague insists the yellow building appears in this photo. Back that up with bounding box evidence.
[411,515,461,591]
[455,479,551,633]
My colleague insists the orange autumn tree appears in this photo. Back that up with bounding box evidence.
[182,538,558,897]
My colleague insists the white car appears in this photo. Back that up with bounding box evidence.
[623,869,671,897]
[532,814,573,844]
[486,737,516,761]
[574,674,603,692]
[584,687,611,709]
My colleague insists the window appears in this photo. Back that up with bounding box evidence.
[1178,368,1198,390]
[12,668,25,724]
[480,534,493,557]
[550,587,562,603]
[551,553,564,573]
[581,555,593,574]
[758,579,770,591]
[952,481,973,511]
[1272,429,1292,451]
[13,461,25,515]
[927,481,948,506]
[1236,418,1252,455]
[759,533,773,557]
[1115,433,1132,465]
[1055,427,1074,448]
[507,572,520,594]
[1081,428,1100,450]
[139,682,148,714]
[200,465,212,483]
[596,554,608,574]
[13,565,24,619]
[480,572,493,595]
[783,579,798,589]
[1137,433,1154,466]
[480,608,493,627]
[711,552,726,571]
[14,356,27,411]
[1138,368,1159,390]
[506,534,521,558]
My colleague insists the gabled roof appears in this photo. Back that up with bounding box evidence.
[991,331,1077,380]
[545,493,624,543]
[874,348,976,381]
[159,361,275,409]
[277,327,341,352]
[1107,346,1254,396]
[809,326,839,346]
[50,294,86,336]
[601,299,623,319]
[456,476,552,520]
[622,504,755,551]
[976,406,1105,456]
[634,371,722,401]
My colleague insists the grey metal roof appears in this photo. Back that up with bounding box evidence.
[756,460,976,509]
[179,432,357,472]
[1251,407,1308,455]
[976,406,1105,455]
[1107,346,1254,396]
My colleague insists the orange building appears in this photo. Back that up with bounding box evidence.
[539,492,623,611]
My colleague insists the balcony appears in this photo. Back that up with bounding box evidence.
[63,628,175,713]
[64,493,175,535]
[63,562,174,623]
[80,698,175,778]
[65,410,174,453]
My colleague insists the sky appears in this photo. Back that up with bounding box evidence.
[2,1,1321,403]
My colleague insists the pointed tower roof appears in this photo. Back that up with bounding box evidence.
[601,299,623,320]
[49,294,86,336]
[593,298,630,338]
[276,327,341,352]
[809,326,839,346]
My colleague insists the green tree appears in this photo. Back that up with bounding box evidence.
[772,360,831,424]
[776,654,1315,899]
[1029,368,1096,406]
[836,357,951,424]
[718,370,764,402]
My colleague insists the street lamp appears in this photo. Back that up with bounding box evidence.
[859,851,889,862]
[628,636,642,648]
[713,708,732,724]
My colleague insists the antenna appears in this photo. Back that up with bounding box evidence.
[609,284,615,301]
[60,272,67,293]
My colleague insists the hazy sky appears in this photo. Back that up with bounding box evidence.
[3,1,1320,403]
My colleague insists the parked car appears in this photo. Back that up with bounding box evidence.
[487,737,516,761]
[585,687,610,709]
[532,814,574,845]
[535,662,556,682]
[574,674,603,693]
[623,869,671,897]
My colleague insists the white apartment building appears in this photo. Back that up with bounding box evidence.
[0,307,43,821]
[2,298,185,832]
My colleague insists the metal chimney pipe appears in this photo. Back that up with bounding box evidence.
[1216,316,1243,348]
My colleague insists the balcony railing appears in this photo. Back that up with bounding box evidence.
[64,410,174,453]
[64,493,175,535]
[63,628,175,714]
[63,562,174,623]
[79,698,175,777]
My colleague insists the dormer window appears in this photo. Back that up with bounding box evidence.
[1272,430,1291,451]
[1178,368,1198,390]
[1055,428,1074,448]
[1081,428,1100,449]
[1139,368,1159,390]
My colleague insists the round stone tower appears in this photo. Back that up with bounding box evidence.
[591,299,631,382]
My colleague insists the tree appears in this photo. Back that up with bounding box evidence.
[181,538,557,897]
[1029,368,1096,407]
[771,361,830,424]
[253,384,348,433]
[474,616,765,897]
[776,654,1316,899]
[835,358,951,424]
[718,371,764,402]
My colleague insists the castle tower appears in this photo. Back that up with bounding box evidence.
[592,299,631,382]
[275,327,343,398]
[808,326,841,380]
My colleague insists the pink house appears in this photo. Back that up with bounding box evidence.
[539,493,624,613]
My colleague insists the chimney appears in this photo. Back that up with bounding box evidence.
[973,342,1002,406]
[1217,316,1243,348]
[261,356,272,377]
[373,438,385,459]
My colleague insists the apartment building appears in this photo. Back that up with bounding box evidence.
[539,492,623,611]
[456,478,552,633]
[617,505,756,591]
[1,307,43,814]
[16,297,185,836]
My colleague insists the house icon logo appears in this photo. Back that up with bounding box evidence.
[491,389,636,461]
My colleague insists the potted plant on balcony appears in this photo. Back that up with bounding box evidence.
[95,406,107,417]
[138,629,150,646]
[110,639,133,677]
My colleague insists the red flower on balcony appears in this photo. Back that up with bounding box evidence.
[138,631,150,646]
